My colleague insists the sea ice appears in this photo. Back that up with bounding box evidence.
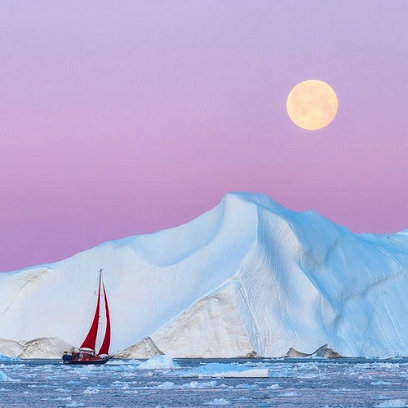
[0,371,9,382]
[278,391,300,397]
[203,398,231,406]
[235,383,258,390]
[156,381,175,389]
[180,362,269,378]
[375,400,406,408]
[83,387,100,394]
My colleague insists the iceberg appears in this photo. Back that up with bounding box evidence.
[18,337,73,359]
[0,338,24,357]
[285,344,342,358]
[180,362,269,378]
[0,192,407,358]
[114,337,163,359]
[0,337,72,359]
[136,355,178,370]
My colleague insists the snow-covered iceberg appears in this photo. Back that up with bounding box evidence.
[0,337,72,359]
[114,336,163,359]
[0,338,24,357]
[18,337,72,359]
[0,192,407,358]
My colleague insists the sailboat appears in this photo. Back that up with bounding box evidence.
[62,269,111,365]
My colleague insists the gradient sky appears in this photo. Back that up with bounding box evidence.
[1,1,408,271]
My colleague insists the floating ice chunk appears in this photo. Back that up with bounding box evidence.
[375,400,406,408]
[156,382,175,389]
[83,387,100,394]
[137,355,178,370]
[235,383,258,390]
[180,363,269,378]
[203,398,231,406]
[180,380,217,389]
[0,370,17,382]
[331,388,353,393]
[66,403,85,407]
[267,383,280,389]
[371,381,398,386]
[278,391,300,397]
[108,359,141,365]
[205,368,267,378]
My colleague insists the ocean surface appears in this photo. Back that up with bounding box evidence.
[1,357,408,407]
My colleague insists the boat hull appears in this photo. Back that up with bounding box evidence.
[62,352,110,365]
[62,357,109,365]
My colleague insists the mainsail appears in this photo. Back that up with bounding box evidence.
[80,269,110,355]
[80,271,102,350]
[98,283,111,355]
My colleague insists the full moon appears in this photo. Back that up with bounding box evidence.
[286,80,338,130]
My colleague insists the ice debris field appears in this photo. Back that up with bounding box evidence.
[0,192,408,359]
[1,355,408,407]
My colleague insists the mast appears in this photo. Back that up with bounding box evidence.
[80,269,102,351]
[98,280,111,356]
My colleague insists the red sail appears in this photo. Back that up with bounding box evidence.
[80,271,102,351]
[98,283,111,356]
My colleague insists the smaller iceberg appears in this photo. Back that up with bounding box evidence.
[137,355,178,370]
[285,344,342,358]
[180,362,269,378]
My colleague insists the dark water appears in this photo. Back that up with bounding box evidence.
[1,358,408,407]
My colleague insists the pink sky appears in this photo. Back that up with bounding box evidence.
[1,1,408,271]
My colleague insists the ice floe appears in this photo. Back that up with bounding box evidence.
[137,355,178,370]
[180,362,269,378]
[203,398,231,405]
[375,400,406,408]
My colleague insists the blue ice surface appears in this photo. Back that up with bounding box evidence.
[0,354,17,362]
[0,358,408,407]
